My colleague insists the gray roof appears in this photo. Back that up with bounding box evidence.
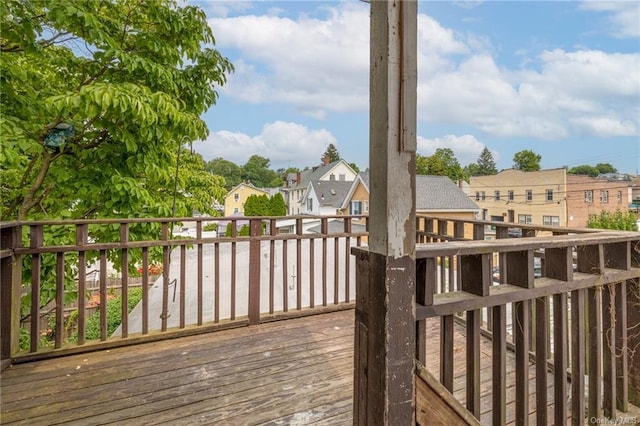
[358,172,369,189]
[290,160,346,189]
[416,175,479,211]
[309,180,353,208]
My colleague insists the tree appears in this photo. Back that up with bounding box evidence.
[241,155,280,188]
[1,0,232,221]
[206,158,242,190]
[474,147,497,176]
[587,209,638,231]
[513,150,542,171]
[322,144,340,163]
[349,162,360,173]
[416,149,467,182]
[1,0,232,316]
[244,194,269,216]
[568,165,599,177]
[595,163,617,174]
[269,192,287,216]
[569,163,618,177]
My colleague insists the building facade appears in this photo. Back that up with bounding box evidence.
[223,183,270,216]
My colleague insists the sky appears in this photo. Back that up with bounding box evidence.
[191,0,640,175]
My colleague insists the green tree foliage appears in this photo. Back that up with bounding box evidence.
[322,144,340,163]
[568,163,618,177]
[349,162,360,173]
[1,0,232,316]
[206,157,242,190]
[269,192,287,216]
[587,209,638,231]
[241,155,280,188]
[513,150,542,171]
[1,0,232,221]
[473,147,497,176]
[244,194,270,216]
[416,148,467,182]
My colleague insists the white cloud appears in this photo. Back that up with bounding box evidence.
[417,134,487,165]
[209,3,639,141]
[195,121,337,169]
[579,1,640,38]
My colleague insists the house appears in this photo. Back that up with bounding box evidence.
[470,168,633,228]
[338,173,370,218]
[223,182,270,216]
[283,159,358,215]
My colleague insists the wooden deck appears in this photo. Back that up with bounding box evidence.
[0,309,621,425]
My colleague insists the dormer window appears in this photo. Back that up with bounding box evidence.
[330,174,335,181]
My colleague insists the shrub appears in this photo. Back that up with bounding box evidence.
[82,287,143,341]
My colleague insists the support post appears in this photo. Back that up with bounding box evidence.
[354,1,417,424]
[1,225,21,367]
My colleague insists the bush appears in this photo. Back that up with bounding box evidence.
[82,287,143,341]
[203,223,218,232]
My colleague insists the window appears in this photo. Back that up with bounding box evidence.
[508,190,514,201]
[518,214,532,224]
[600,190,609,203]
[233,207,239,214]
[526,190,533,201]
[339,174,346,181]
[329,174,335,181]
[475,192,480,201]
[495,190,500,201]
[481,191,486,201]
[543,215,560,226]
[546,189,553,201]
[234,193,239,202]
[585,190,593,202]
[350,201,362,215]
[307,198,313,211]
[364,200,369,213]
[618,191,622,202]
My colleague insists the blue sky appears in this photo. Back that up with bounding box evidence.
[193,1,639,174]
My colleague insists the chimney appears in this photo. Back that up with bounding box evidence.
[296,172,301,184]
[322,155,330,166]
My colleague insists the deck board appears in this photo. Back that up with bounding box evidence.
[1,309,586,425]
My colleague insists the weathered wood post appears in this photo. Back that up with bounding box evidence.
[1,224,22,369]
[353,0,417,424]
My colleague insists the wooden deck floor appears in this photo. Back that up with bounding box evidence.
[0,309,602,425]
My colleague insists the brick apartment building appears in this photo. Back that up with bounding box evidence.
[469,168,633,228]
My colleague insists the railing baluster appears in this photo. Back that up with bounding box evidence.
[602,283,616,419]
[514,300,529,426]
[296,218,302,310]
[553,292,568,424]
[440,314,454,392]
[322,217,327,306]
[309,231,315,308]
[179,244,186,328]
[269,219,275,314]
[282,238,288,312]
[535,296,548,425]
[29,225,42,352]
[248,219,261,325]
[334,233,339,304]
[142,247,149,334]
[492,304,507,426]
[54,252,64,349]
[76,224,87,346]
[214,242,220,323]
[466,309,481,419]
[161,222,169,332]
[230,220,237,320]
[99,249,107,341]
[615,280,628,412]
[197,221,203,326]
[345,218,351,302]
[120,223,129,338]
[571,288,586,426]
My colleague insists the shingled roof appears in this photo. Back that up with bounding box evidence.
[307,180,353,208]
[416,175,479,211]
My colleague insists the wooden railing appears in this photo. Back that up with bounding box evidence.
[414,215,640,425]
[0,215,366,362]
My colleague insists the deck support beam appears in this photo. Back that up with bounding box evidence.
[354,1,417,424]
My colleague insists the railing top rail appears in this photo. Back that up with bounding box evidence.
[411,230,639,258]
[0,214,368,227]
[416,214,595,235]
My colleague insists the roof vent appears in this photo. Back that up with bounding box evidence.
[330,189,336,195]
